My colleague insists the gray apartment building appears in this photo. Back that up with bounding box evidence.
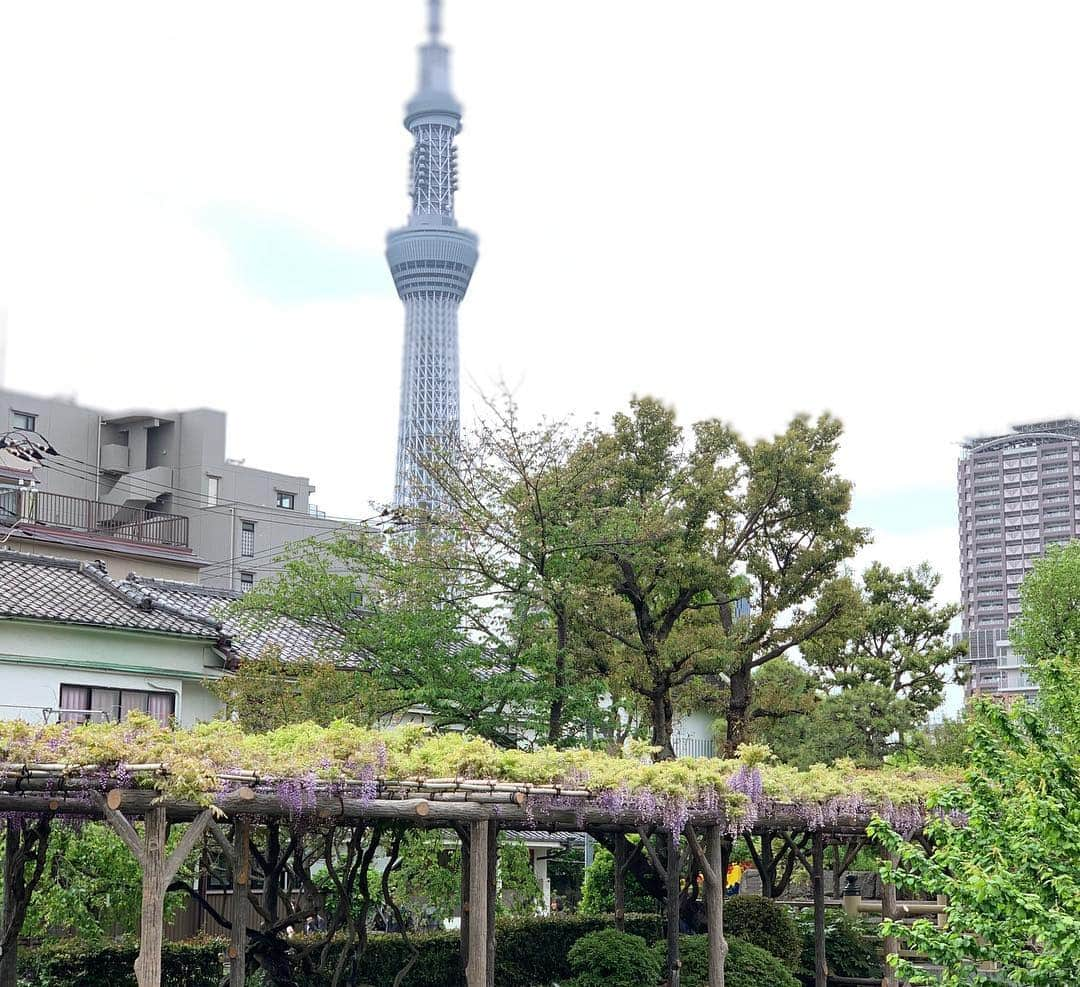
[1,387,343,590]
[957,419,1080,699]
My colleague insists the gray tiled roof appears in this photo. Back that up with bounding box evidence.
[125,577,363,667]
[0,551,223,639]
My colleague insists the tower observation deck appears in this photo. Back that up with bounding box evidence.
[389,0,478,509]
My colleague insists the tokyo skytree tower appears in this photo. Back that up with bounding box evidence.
[389,0,478,508]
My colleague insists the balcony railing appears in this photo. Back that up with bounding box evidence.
[671,734,716,759]
[0,488,189,549]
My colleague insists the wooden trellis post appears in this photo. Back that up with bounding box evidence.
[466,819,495,987]
[686,824,727,987]
[229,820,251,987]
[811,833,827,987]
[95,793,212,987]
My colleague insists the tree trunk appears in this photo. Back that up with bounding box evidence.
[263,822,280,926]
[652,692,675,761]
[705,827,727,987]
[547,607,569,745]
[459,828,471,982]
[663,831,681,987]
[613,834,627,933]
[724,664,753,756]
[0,816,51,987]
[759,832,774,898]
[135,807,167,987]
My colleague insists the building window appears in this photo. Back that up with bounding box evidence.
[207,476,220,507]
[276,491,296,511]
[241,521,255,557]
[58,684,175,727]
[11,411,36,432]
[240,572,254,593]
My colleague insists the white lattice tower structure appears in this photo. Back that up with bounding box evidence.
[389,0,478,509]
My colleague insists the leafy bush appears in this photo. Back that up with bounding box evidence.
[19,937,225,987]
[566,929,662,987]
[656,935,800,987]
[276,914,665,987]
[723,895,801,970]
[795,912,882,984]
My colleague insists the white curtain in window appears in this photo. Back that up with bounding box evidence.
[58,685,91,723]
[120,691,144,720]
[90,688,120,723]
[145,692,175,727]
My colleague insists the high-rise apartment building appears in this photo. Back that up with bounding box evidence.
[389,0,477,508]
[957,419,1080,698]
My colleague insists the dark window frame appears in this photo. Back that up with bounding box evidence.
[11,410,37,432]
[58,683,175,727]
[240,520,256,557]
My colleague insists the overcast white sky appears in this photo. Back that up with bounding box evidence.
[1,1,1079,633]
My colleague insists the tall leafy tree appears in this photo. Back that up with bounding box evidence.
[237,532,560,747]
[567,397,867,757]
[801,563,967,758]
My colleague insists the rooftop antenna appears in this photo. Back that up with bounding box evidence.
[428,0,442,40]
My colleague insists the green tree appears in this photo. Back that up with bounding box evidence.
[236,532,558,747]
[569,398,867,757]
[209,652,378,732]
[388,832,541,924]
[579,845,659,916]
[869,542,1080,985]
[9,823,188,942]
[802,563,967,759]
[239,395,630,749]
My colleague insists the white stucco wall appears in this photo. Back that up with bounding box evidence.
[0,621,227,727]
[674,709,716,743]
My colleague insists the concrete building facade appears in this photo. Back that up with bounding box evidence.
[957,419,1080,698]
[1,386,340,589]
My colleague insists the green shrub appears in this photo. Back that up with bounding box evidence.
[19,937,225,987]
[723,895,801,970]
[278,914,666,987]
[656,935,800,987]
[795,912,882,983]
[580,844,660,915]
[494,913,662,986]
[567,929,662,987]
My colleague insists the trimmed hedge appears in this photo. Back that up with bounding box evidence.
[566,930,661,987]
[723,895,802,971]
[26,914,812,987]
[18,938,226,987]
[656,935,800,987]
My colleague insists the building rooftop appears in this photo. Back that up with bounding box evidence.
[0,551,223,639]
[962,418,1080,451]
[123,576,362,667]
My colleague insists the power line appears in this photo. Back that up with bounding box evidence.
[42,454,387,533]
[199,522,360,576]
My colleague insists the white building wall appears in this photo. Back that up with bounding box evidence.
[0,622,227,727]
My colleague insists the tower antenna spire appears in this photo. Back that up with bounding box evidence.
[388,0,478,510]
